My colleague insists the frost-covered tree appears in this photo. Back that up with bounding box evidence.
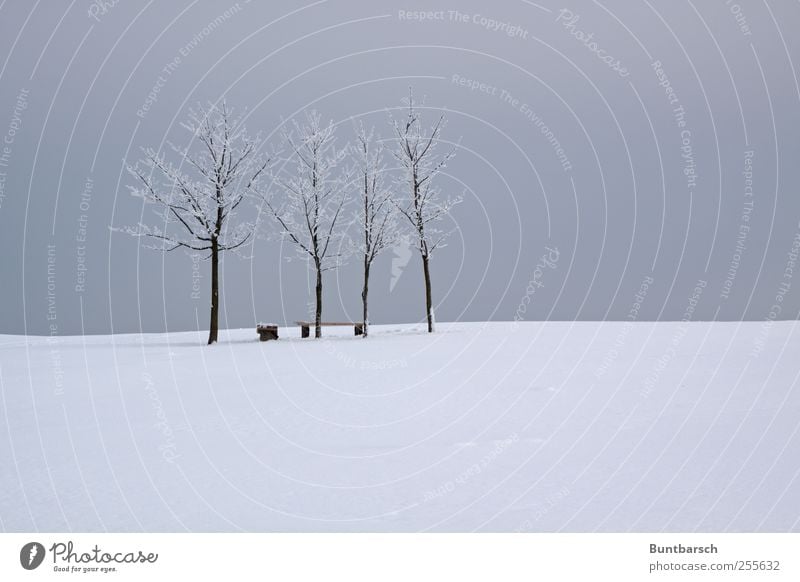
[124,102,268,345]
[391,90,459,333]
[262,111,349,338]
[351,125,398,338]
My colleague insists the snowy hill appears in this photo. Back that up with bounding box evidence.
[1,321,799,532]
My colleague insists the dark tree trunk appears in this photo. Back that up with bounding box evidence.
[422,252,433,333]
[208,238,219,345]
[314,262,322,338]
[362,258,370,338]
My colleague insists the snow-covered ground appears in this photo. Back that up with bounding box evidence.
[1,321,799,532]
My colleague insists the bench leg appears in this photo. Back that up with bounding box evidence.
[301,325,309,338]
[354,324,363,336]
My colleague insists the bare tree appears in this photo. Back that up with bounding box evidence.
[350,125,398,338]
[123,102,268,345]
[391,90,459,333]
[262,111,349,338]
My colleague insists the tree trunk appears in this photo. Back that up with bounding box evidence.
[362,258,370,338]
[315,263,322,338]
[422,253,433,333]
[208,239,219,345]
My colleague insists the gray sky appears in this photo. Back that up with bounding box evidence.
[1,0,799,336]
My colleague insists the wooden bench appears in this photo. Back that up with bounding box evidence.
[295,321,364,338]
[256,324,279,341]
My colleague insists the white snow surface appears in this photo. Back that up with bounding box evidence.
[1,321,799,532]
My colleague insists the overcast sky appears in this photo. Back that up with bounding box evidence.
[1,0,799,336]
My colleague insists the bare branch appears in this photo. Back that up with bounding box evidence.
[389,90,457,259]
[260,110,350,271]
[121,101,266,258]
